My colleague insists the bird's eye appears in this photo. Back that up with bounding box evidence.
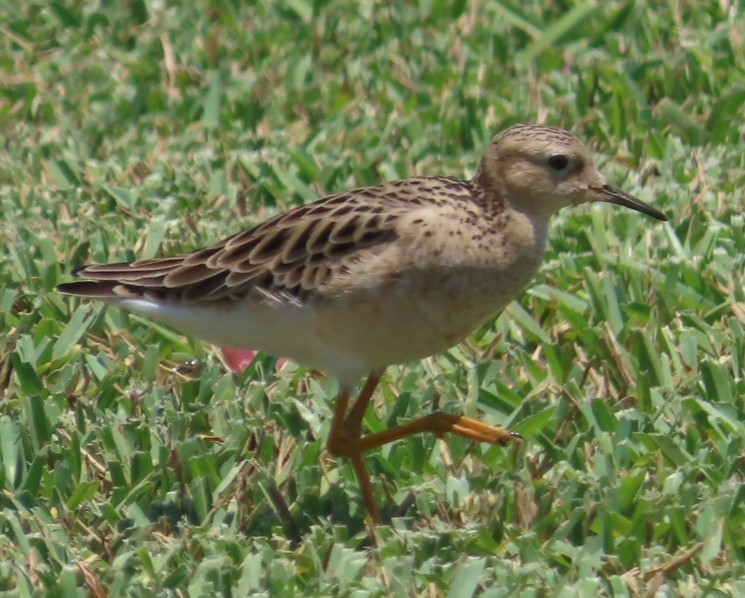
[548,154,570,171]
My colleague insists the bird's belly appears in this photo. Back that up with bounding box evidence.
[313,292,493,368]
[113,262,539,384]
[298,264,539,379]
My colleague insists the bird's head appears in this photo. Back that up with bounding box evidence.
[475,123,667,221]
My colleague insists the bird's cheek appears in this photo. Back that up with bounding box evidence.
[572,188,595,206]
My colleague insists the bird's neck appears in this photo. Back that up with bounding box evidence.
[471,167,551,251]
[470,168,507,215]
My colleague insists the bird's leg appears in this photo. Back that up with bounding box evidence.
[349,454,381,524]
[349,411,515,523]
[326,372,516,524]
[326,371,382,456]
[326,371,384,523]
[341,371,383,436]
[354,411,515,454]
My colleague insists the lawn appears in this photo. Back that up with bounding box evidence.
[1,0,743,595]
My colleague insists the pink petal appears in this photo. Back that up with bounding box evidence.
[221,348,258,373]
[221,348,291,374]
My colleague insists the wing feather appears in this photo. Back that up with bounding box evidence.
[58,181,444,303]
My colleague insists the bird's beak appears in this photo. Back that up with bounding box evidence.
[595,185,668,221]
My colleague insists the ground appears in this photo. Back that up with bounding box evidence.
[0,1,743,595]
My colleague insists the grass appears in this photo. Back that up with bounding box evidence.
[1,0,744,595]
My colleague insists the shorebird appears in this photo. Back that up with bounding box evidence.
[58,123,667,523]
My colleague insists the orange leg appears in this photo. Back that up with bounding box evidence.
[355,411,515,454]
[349,453,381,524]
[326,372,384,523]
[326,371,517,524]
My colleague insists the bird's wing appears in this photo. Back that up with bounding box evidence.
[57,180,447,304]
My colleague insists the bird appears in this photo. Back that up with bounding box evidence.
[57,123,668,523]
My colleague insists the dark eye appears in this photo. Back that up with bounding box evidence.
[548,154,570,171]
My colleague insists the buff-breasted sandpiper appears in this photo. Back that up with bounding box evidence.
[58,123,668,523]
